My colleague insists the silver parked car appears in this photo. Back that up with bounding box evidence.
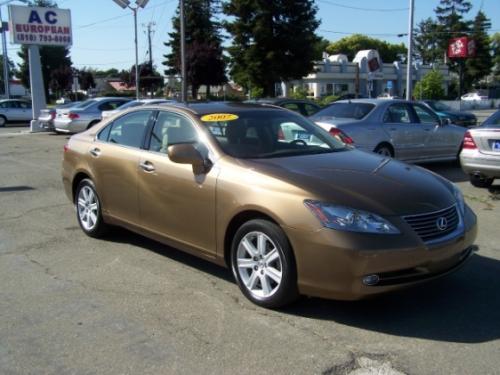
[0,99,32,126]
[53,97,131,133]
[460,110,500,187]
[311,99,466,163]
[101,98,174,119]
[38,102,82,131]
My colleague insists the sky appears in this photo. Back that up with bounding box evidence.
[3,0,500,73]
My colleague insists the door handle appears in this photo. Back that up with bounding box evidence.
[89,147,101,157]
[139,161,155,172]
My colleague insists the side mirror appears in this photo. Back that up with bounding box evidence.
[167,143,212,175]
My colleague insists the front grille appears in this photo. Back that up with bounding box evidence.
[403,205,459,242]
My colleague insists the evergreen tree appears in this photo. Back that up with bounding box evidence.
[434,0,472,66]
[465,11,492,87]
[491,33,500,82]
[163,0,226,98]
[17,0,72,98]
[224,0,320,97]
[414,18,441,65]
[0,56,18,95]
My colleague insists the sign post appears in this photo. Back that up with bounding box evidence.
[447,36,476,104]
[8,5,72,132]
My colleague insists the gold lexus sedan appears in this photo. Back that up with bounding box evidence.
[62,103,477,308]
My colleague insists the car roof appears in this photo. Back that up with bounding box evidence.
[246,98,318,105]
[153,101,284,116]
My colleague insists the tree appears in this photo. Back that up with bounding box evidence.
[224,0,320,97]
[491,33,500,82]
[78,68,96,91]
[414,69,445,100]
[414,18,441,64]
[325,34,406,63]
[434,0,472,66]
[124,63,164,96]
[0,56,18,95]
[17,0,72,98]
[465,11,492,87]
[163,0,226,98]
[49,65,72,97]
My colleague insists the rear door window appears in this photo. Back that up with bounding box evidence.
[383,104,412,123]
[106,110,154,148]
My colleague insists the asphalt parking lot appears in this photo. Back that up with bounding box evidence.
[1,127,499,375]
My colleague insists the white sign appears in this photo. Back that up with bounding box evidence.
[8,5,72,46]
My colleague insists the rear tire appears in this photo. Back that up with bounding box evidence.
[231,219,299,309]
[0,115,6,127]
[75,178,108,238]
[469,175,494,188]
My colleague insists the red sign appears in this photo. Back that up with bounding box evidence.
[448,37,476,59]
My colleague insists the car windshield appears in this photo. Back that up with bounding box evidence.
[428,101,451,112]
[75,99,97,109]
[312,103,375,120]
[199,110,347,159]
[481,111,500,129]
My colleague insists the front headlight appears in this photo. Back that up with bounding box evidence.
[304,200,400,234]
[453,184,465,215]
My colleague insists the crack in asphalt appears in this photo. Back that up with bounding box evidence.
[0,203,70,222]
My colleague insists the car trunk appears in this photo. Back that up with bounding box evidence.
[472,129,500,156]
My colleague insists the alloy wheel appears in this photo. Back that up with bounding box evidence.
[236,231,283,298]
[77,185,99,231]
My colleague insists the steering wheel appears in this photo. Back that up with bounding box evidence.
[290,139,307,146]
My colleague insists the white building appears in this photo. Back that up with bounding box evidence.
[280,50,451,99]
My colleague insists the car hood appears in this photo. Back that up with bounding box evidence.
[243,150,455,216]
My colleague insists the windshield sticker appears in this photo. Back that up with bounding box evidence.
[201,113,239,122]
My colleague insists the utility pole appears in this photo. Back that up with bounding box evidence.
[405,0,415,101]
[144,21,155,68]
[180,0,187,103]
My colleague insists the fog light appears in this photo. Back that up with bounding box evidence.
[363,274,380,286]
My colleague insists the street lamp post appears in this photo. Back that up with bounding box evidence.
[112,0,149,100]
[0,0,27,99]
[405,0,415,101]
[180,0,187,102]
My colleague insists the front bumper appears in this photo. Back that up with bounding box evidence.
[460,149,500,178]
[284,205,477,300]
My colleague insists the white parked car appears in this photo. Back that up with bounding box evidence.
[0,99,32,126]
[461,92,488,101]
[101,99,174,119]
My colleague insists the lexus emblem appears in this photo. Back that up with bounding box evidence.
[436,217,448,231]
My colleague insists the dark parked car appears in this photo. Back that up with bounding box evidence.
[421,100,477,127]
[245,98,321,116]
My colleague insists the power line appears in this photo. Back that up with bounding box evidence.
[317,0,408,12]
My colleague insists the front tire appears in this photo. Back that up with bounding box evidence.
[0,115,6,127]
[231,219,298,308]
[75,178,108,237]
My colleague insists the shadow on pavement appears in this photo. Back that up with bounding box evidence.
[418,161,469,183]
[287,253,500,344]
[101,227,234,283]
[101,228,500,344]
